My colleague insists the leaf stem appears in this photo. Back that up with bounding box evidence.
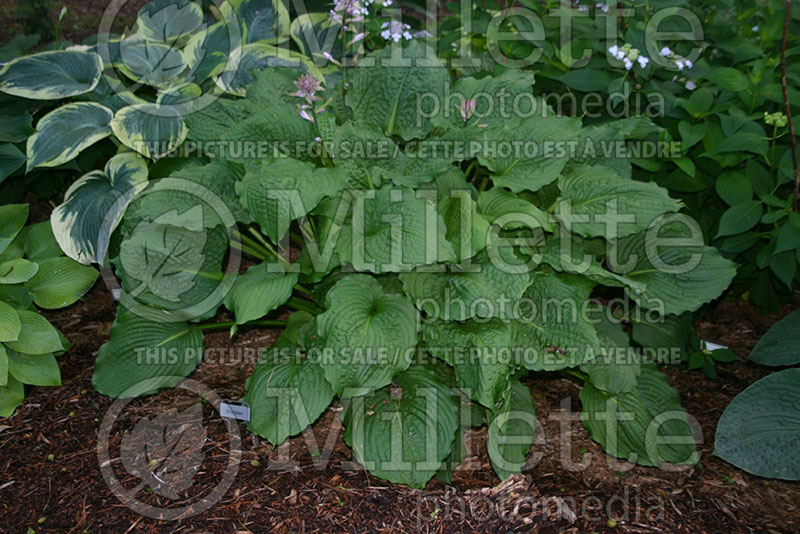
[561,368,589,383]
[198,319,288,331]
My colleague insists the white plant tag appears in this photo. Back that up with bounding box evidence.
[219,400,251,421]
[702,340,728,351]
[111,288,122,302]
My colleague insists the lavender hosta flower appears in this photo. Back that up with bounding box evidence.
[299,108,314,122]
[637,55,649,68]
[457,99,477,122]
[293,74,324,103]
[330,0,368,25]
[675,58,693,71]
[381,21,412,42]
[596,2,609,13]
[660,46,672,57]
[685,80,697,90]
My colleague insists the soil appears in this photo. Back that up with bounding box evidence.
[1,278,798,534]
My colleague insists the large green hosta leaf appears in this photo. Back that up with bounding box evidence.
[0,301,21,343]
[715,368,800,480]
[0,375,24,417]
[554,166,682,239]
[478,187,553,233]
[346,40,449,141]
[136,0,204,43]
[0,144,25,183]
[51,152,149,264]
[0,258,38,284]
[4,310,67,355]
[93,309,205,397]
[25,258,98,309]
[487,380,537,480]
[6,351,60,386]
[316,275,418,396]
[111,104,187,159]
[0,50,103,100]
[0,100,34,143]
[0,204,28,256]
[342,364,459,488]
[611,222,737,315]
[224,263,298,325]
[26,102,114,171]
[580,311,640,394]
[580,366,696,466]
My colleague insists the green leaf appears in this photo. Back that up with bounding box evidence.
[0,204,28,257]
[581,311,640,394]
[111,104,187,159]
[346,40,449,141]
[342,364,459,488]
[478,187,553,232]
[4,310,66,355]
[229,0,289,43]
[716,201,763,238]
[0,50,103,100]
[7,351,60,386]
[26,257,98,309]
[555,166,682,239]
[775,223,800,254]
[224,263,298,324]
[22,222,62,260]
[631,313,692,361]
[115,38,187,89]
[0,345,6,386]
[0,100,34,143]
[136,0,204,42]
[215,43,323,95]
[93,309,205,397]
[554,68,614,92]
[51,152,149,264]
[316,275,418,396]
[715,172,752,206]
[581,366,697,466]
[715,368,800,480]
[0,259,39,284]
[0,375,24,417]
[487,380,536,480]
[244,352,334,446]
[749,309,800,367]
[0,301,21,342]
[26,102,114,171]
[769,250,796,289]
[706,67,750,92]
[0,143,25,183]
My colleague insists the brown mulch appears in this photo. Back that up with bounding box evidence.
[0,283,798,534]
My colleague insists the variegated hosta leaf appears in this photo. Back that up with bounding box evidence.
[183,20,243,84]
[111,103,187,159]
[115,38,187,89]
[222,0,290,44]
[136,0,204,43]
[51,152,149,264]
[554,166,683,239]
[0,100,34,143]
[26,102,114,171]
[216,43,324,95]
[0,50,103,100]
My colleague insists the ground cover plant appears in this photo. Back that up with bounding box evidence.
[0,0,797,505]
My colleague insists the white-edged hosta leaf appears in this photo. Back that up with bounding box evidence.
[0,259,38,284]
[224,263,298,324]
[0,204,28,256]
[316,275,418,396]
[0,144,25,183]
[0,375,24,417]
[111,103,187,159]
[183,20,243,84]
[115,38,187,88]
[4,310,66,355]
[611,222,737,315]
[26,257,98,309]
[136,0,204,43]
[244,351,334,446]
[580,365,696,466]
[342,364,459,488]
[51,152,149,264]
[715,368,800,480]
[487,380,537,480]
[0,50,103,99]
[225,0,290,43]
[7,351,60,386]
[0,301,21,342]
[215,43,323,95]
[554,166,682,239]
[26,102,113,171]
[93,309,204,397]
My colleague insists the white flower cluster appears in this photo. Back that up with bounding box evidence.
[330,0,368,27]
[608,44,649,70]
[659,47,694,70]
[381,20,412,42]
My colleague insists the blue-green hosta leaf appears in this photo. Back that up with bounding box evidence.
[0,50,103,99]
[316,275,418,396]
[25,257,98,309]
[0,301,20,342]
[423,318,515,410]
[564,121,634,180]
[93,309,204,397]
[77,74,147,113]
[4,310,67,355]
[0,204,28,257]
[748,309,800,366]
[715,368,800,480]
[51,152,149,264]
[342,364,459,488]
[224,263,298,324]
[0,259,38,284]
[0,100,34,143]
[26,102,114,171]
[0,144,25,184]
[7,351,60,386]
[512,272,599,371]
[400,250,530,321]
[611,222,737,315]
[224,0,290,43]
[580,365,697,466]
[216,43,323,95]
[554,166,682,239]
[244,352,334,446]
[487,380,536,480]
[346,40,449,141]
[237,159,348,243]
[115,38,187,89]
[630,312,693,361]
[0,375,24,417]
[478,187,554,232]
[580,311,640,394]
[136,0,204,43]
[111,103,187,159]
[341,185,456,274]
